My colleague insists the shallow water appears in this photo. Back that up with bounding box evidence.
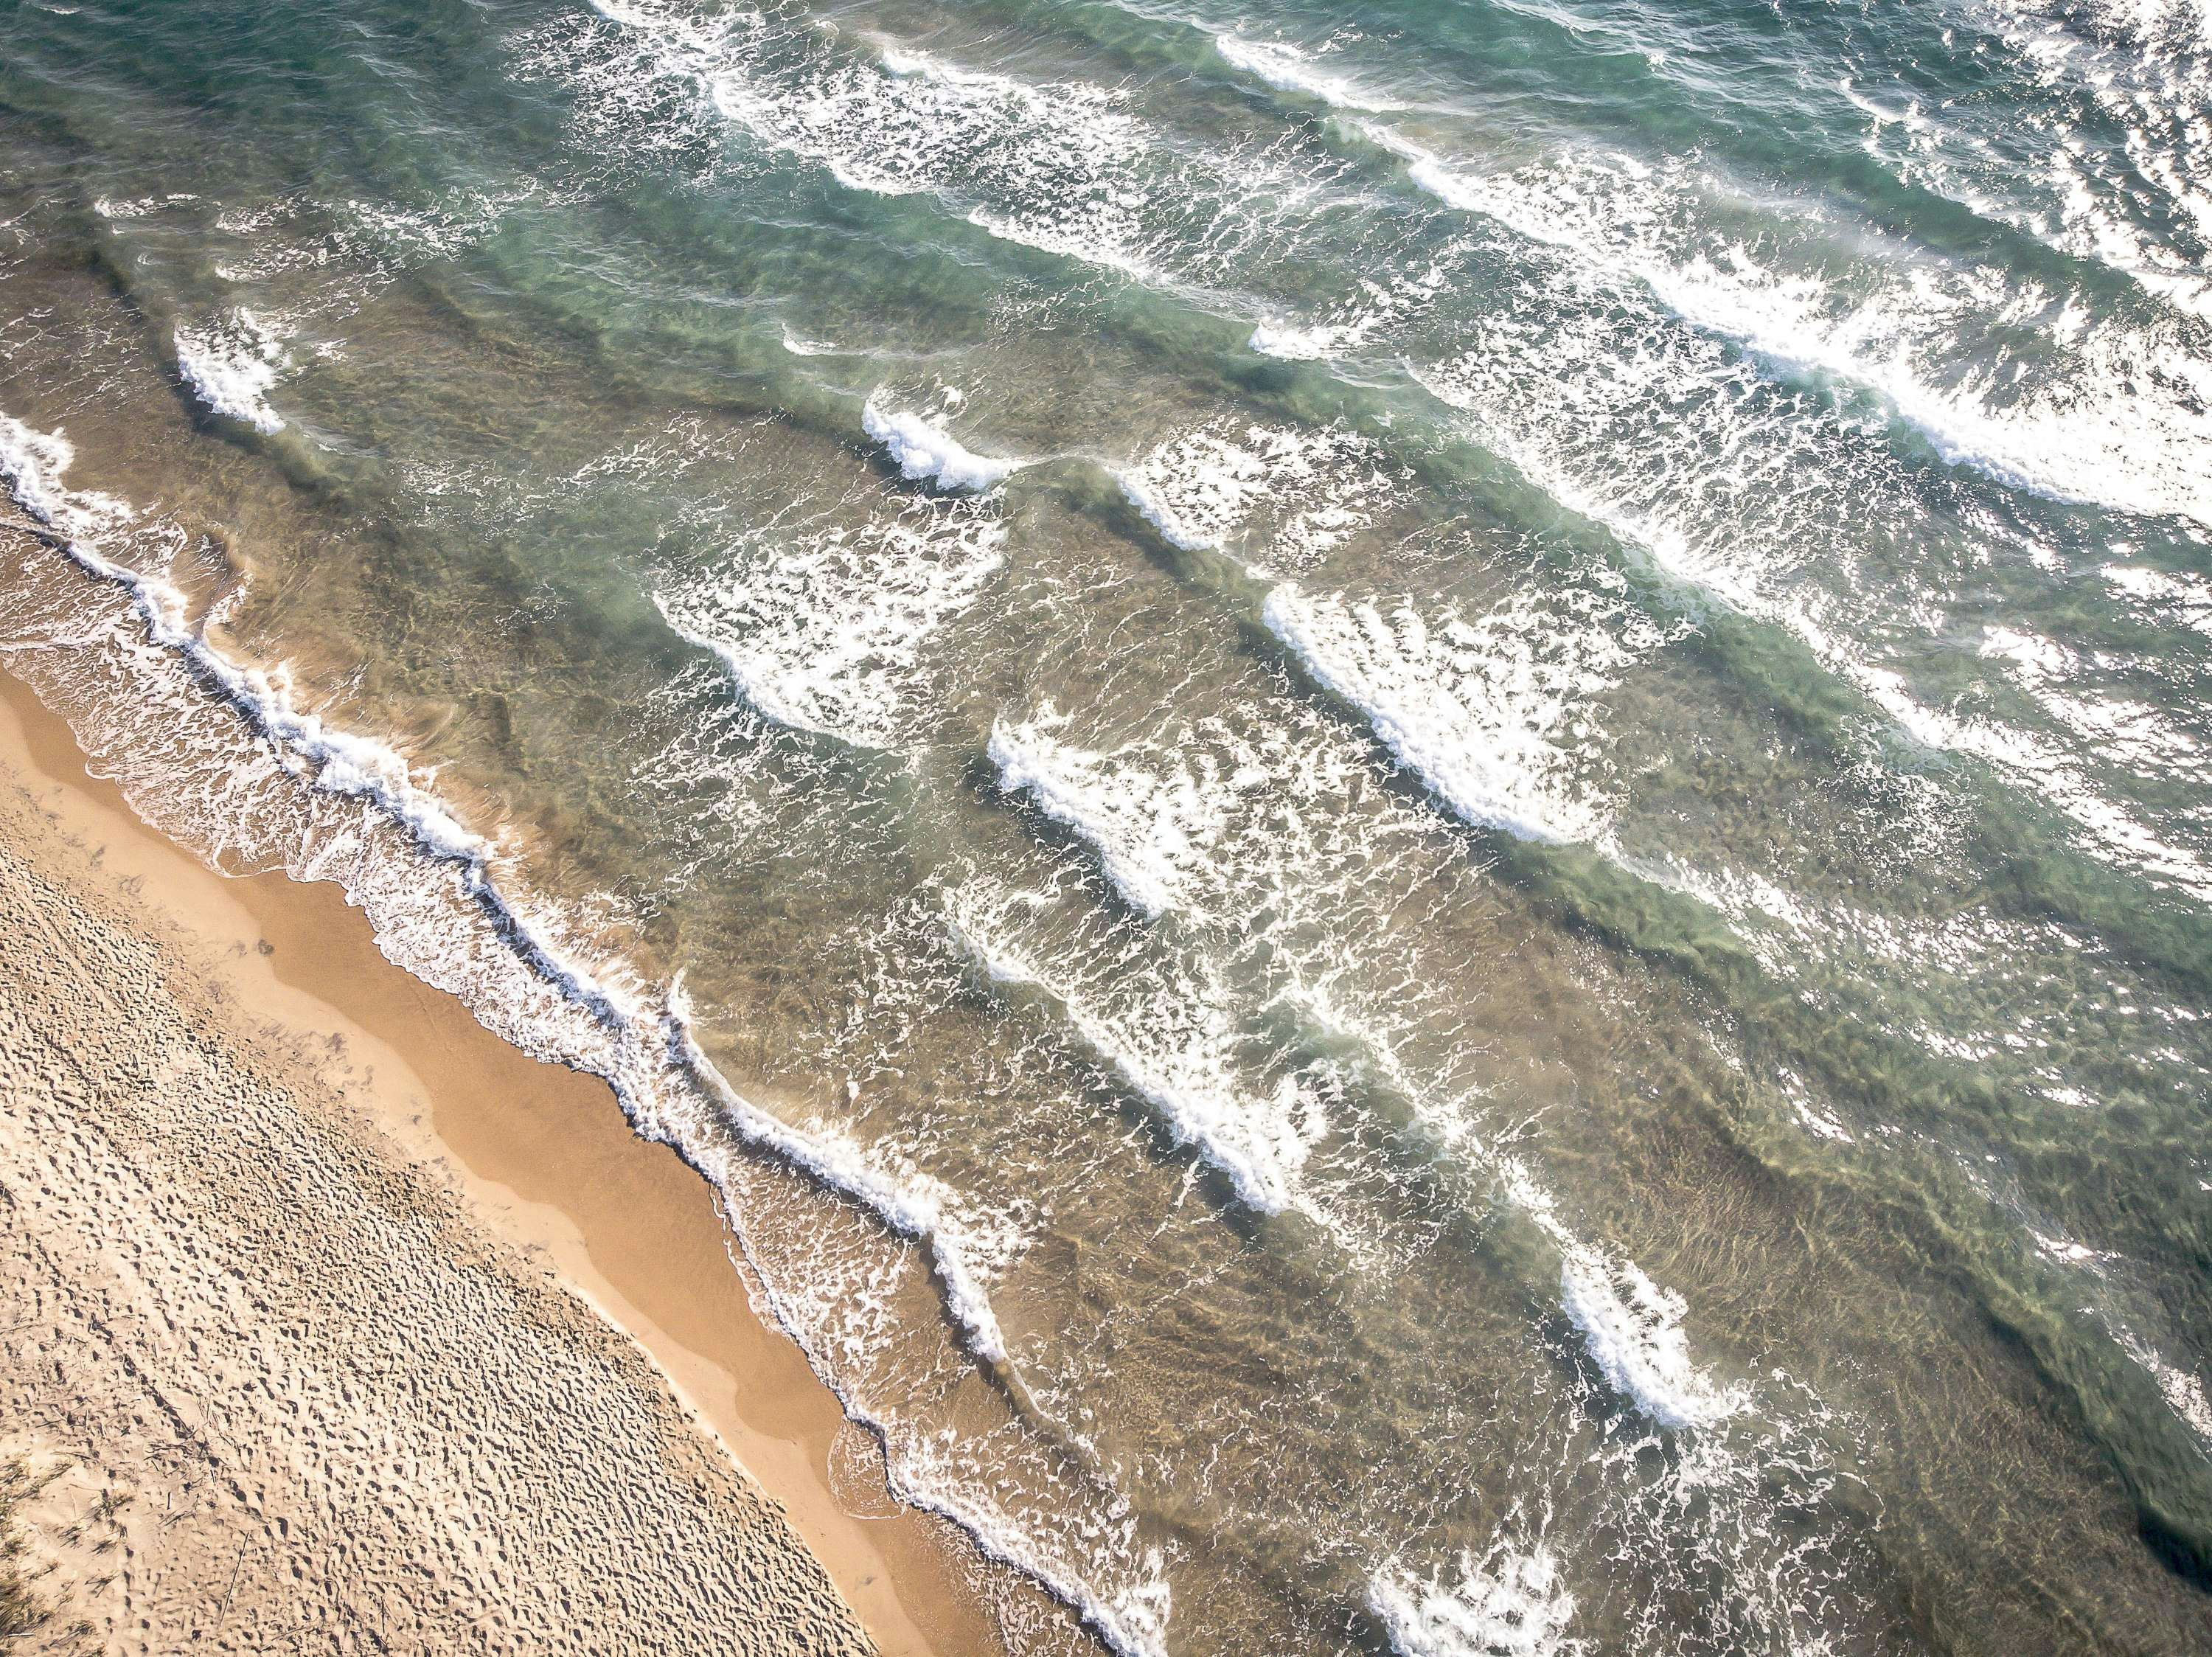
[3,0,2211,1651]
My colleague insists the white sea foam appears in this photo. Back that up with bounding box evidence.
[1369,1538,1581,1657]
[0,420,120,531]
[1114,428,1274,557]
[579,0,1331,291]
[1851,655,2212,902]
[1119,421,1400,576]
[661,987,1014,1362]
[1,407,1188,1657]
[1214,34,1396,111]
[173,310,288,434]
[1116,470,1220,552]
[1387,131,2212,528]
[32,559,1034,1387]
[1245,242,1455,366]
[587,0,2212,534]
[1245,321,1332,360]
[1861,0,2212,322]
[2,403,1013,1389]
[2102,564,2212,638]
[1261,583,1658,846]
[91,191,198,220]
[1554,1243,1739,1431]
[863,397,1020,493]
[0,416,484,866]
[1298,982,1745,1428]
[945,886,1326,1216]
[1495,1161,1744,1431]
[655,492,1006,748]
[988,711,1222,921]
[2113,1329,2212,1450]
[685,4,1155,270]
[1408,313,2212,900]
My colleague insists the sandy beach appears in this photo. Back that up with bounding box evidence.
[0,664,1015,1655]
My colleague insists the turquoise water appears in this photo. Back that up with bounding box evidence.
[2,0,2211,1650]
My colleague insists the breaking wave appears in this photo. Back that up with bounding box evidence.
[173,310,288,434]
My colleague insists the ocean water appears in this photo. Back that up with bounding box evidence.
[3,0,2211,1650]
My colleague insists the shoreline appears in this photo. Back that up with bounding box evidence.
[0,662,1026,1656]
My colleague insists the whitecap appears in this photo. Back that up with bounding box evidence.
[945,886,1326,1217]
[1554,1244,1738,1431]
[655,493,1006,749]
[1215,34,1397,113]
[1261,583,1649,846]
[1388,132,2212,529]
[173,310,289,434]
[2112,1329,2212,1451]
[1119,420,1399,576]
[863,397,1020,493]
[1116,468,1221,553]
[987,710,1228,921]
[1495,1164,1744,1431]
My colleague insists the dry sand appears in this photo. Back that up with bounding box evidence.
[0,667,1024,1656]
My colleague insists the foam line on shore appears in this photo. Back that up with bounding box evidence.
[0,410,1023,1359]
[0,409,1195,1657]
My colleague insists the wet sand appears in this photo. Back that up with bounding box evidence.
[0,662,1019,1656]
